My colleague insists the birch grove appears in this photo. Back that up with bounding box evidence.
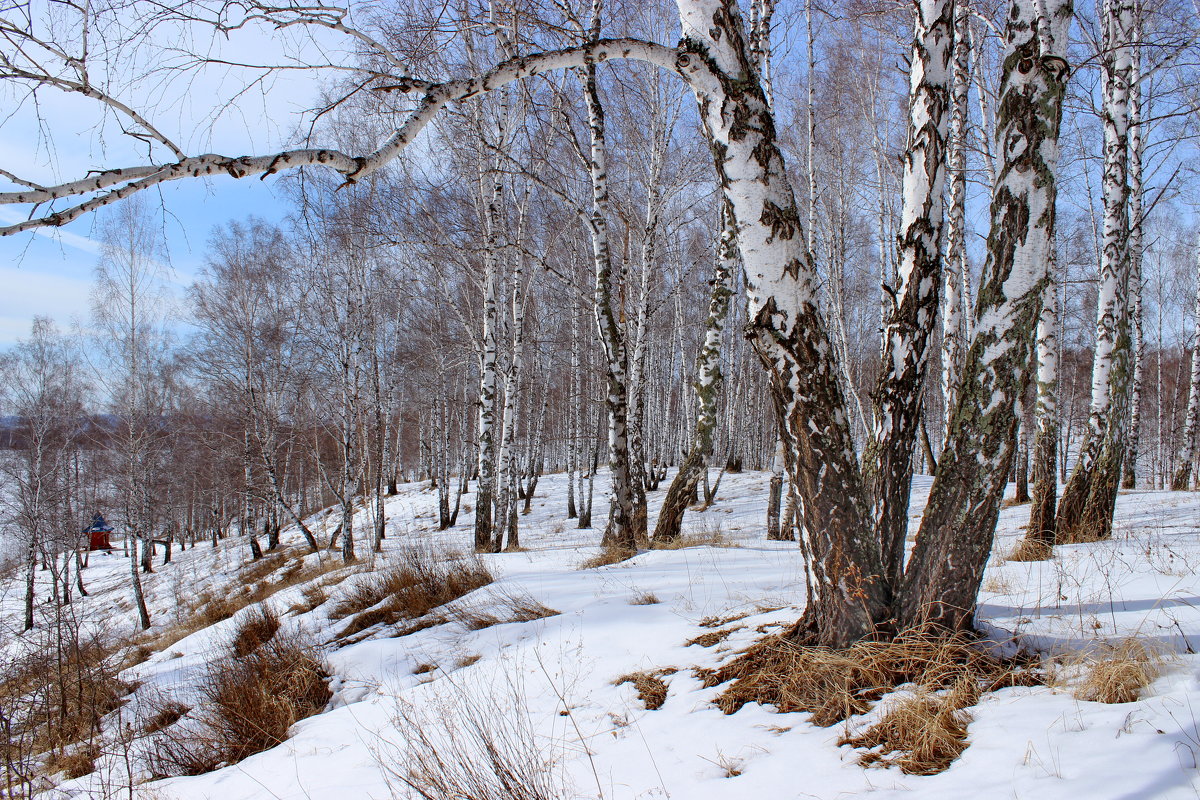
[3,0,1200,649]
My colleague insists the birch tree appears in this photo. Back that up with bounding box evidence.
[653,207,736,543]
[1172,236,1200,490]
[92,199,176,629]
[1055,0,1137,544]
[0,0,1077,647]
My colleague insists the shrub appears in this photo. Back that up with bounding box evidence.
[149,629,330,776]
[0,615,128,793]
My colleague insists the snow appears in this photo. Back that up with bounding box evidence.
[6,470,1200,799]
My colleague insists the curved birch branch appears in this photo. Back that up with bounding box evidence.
[1,37,692,236]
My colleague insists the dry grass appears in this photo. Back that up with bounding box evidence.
[449,589,560,632]
[703,627,1046,775]
[141,701,191,735]
[292,581,332,615]
[454,653,483,669]
[333,548,494,640]
[650,528,735,550]
[1006,538,1053,562]
[709,626,1040,727]
[687,626,743,648]
[577,545,637,570]
[629,591,660,605]
[0,621,130,793]
[148,629,330,777]
[1073,639,1164,704]
[383,675,568,800]
[698,606,783,628]
[615,668,678,710]
[44,742,101,779]
[839,680,978,775]
[231,605,281,658]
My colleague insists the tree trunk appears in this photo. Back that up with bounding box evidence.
[580,59,638,552]
[1055,0,1136,543]
[766,437,785,540]
[867,0,956,589]
[901,0,1071,631]
[653,206,736,543]
[679,0,887,646]
[1026,260,1061,550]
[941,0,971,445]
[1172,237,1200,490]
[1122,44,1145,490]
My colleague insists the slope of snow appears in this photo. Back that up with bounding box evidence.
[8,470,1200,799]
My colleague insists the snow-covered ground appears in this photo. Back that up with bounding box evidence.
[6,470,1200,799]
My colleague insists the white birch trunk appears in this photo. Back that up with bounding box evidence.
[1172,237,1200,490]
[941,0,971,444]
[902,0,1072,629]
[869,0,956,585]
[1055,0,1136,543]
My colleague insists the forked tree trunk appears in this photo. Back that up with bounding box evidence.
[900,0,1071,631]
[1055,0,1136,544]
[679,1,887,646]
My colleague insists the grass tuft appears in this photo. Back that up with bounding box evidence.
[148,629,330,776]
[333,548,494,640]
[231,605,281,658]
[1074,639,1164,704]
[615,668,678,710]
[839,679,978,775]
[577,545,636,570]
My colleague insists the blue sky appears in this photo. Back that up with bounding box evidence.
[0,8,349,347]
[0,176,290,346]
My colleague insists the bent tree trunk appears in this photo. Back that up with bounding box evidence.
[653,206,736,543]
[679,1,887,646]
[900,0,1072,631]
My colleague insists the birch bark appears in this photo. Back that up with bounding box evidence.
[868,0,956,587]
[653,206,736,544]
[1172,238,1200,490]
[902,0,1072,630]
[1055,0,1136,543]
